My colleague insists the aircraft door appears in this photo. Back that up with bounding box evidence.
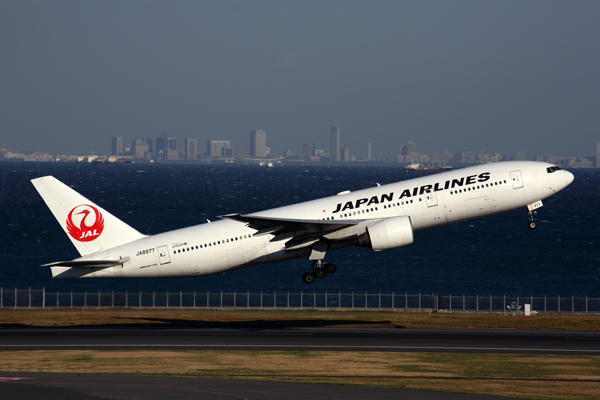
[157,245,171,265]
[510,170,524,189]
[425,191,438,207]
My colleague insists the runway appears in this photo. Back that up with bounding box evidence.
[0,326,599,354]
[0,372,528,400]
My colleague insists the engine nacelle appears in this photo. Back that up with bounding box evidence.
[358,215,414,251]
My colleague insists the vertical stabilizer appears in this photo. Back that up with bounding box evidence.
[31,176,147,256]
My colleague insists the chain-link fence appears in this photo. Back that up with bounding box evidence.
[1,288,599,314]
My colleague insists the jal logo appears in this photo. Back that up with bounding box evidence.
[66,204,105,242]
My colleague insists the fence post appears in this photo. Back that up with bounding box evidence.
[405,292,408,309]
[167,291,169,308]
[1,287,2,308]
[531,295,533,311]
[490,295,492,312]
[503,295,505,315]
[43,287,45,309]
[153,291,155,308]
[139,291,142,308]
[57,291,59,308]
[463,294,465,311]
[234,291,236,308]
[207,291,209,308]
[476,294,478,311]
[301,291,303,308]
[15,287,17,309]
[339,292,341,309]
[287,292,289,309]
[586,296,588,313]
[29,287,31,308]
[98,290,101,308]
[558,295,560,313]
[180,291,182,308]
[112,291,114,308]
[314,292,316,308]
[84,291,87,309]
[449,294,452,311]
[71,291,73,308]
[379,292,381,309]
[544,295,546,312]
[365,292,368,309]
[274,291,276,308]
[419,293,421,310]
[220,291,222,308]
[325,291,327,309]
[247,291,250,308]
[352,292,354,309]
[193,291,196,309]
[125,291,128,308]
[392,292,394,309]
[260,291,262,308]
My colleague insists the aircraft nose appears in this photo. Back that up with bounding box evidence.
[564,170,574,186]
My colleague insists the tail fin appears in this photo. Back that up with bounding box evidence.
[31,176,147,256]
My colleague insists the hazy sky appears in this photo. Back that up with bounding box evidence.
[1,1,599,159]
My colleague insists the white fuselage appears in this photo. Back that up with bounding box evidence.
[52,161,573,279]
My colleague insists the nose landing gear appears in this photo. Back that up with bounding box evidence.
[528,210,538,230]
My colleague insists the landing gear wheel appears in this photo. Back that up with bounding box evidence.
[302,272,315,284]
[314,268,326,279]
[324,262,337,274]
[528,221,538,230]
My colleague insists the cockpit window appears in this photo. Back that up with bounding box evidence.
[546,166,562,173]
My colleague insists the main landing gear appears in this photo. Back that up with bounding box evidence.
[301,261,337,284]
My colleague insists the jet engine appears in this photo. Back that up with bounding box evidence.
[357,215,414,251]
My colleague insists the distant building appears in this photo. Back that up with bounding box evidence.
[131,139,149,158]
[145,138,154,157]
[329,126,340,162]
[185,138,197,160]
[111,137,123,156]
[156,133,176,154]
[250,130,267,157]
[302,143,315,160]
[515,151,526,161]
[342,147,350,162]
[400,141,415,156]
[597,142,600,168]
[206,140,232,157]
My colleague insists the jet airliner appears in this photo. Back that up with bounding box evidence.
[32,161,574,284]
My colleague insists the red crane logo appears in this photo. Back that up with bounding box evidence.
[66,204,105,242]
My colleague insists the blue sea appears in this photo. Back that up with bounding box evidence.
[0,162,598,296]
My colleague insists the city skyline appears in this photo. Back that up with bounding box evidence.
[2,2,599,158]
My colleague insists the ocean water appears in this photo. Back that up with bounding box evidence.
[0,162,598,296]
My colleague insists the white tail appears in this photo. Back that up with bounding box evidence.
[31,176,147,256]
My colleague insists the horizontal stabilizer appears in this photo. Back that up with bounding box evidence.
[42,258,130,268]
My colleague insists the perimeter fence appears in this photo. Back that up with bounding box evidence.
[1,288,599,314]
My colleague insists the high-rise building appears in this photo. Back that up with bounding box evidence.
[156,133,176,154]
[329,126,340,162]
[131,139,149,158]
[111,137,123,156]
[206,140,232,157]
[302,143,315,160]
[250,130,267,157]
[185,138,197,160]
[515,151,526,161]
[342,147,350,162]
[596,142,600,168]
[145,138,154,157]
[400,141,416,155]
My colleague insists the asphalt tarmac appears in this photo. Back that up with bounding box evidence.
[1,327,598,399]
[0,372,527,400]
[0,326,599,354]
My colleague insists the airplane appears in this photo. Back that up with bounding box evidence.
[32,161,574,284]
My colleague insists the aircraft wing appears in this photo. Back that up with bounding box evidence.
[221,213,362,237]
